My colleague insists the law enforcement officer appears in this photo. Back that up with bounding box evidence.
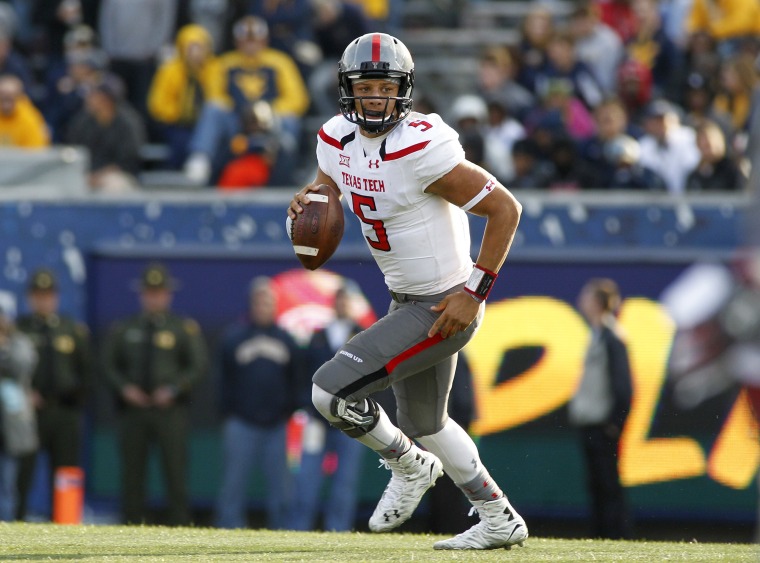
[102,263,207,526]
[0,306,38,521]
[15,268,92,521]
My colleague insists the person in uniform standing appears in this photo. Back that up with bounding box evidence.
[102,263,207,526]
[15,268,92,521]
[0,307,38,521]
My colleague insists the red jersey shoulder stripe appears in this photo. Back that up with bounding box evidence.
[381,140,431,161]
[318,127,356,150]
[318,127,343,149]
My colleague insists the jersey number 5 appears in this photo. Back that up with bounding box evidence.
[351,192,390,251]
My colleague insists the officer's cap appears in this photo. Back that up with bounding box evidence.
[139,263,178,291]
[28,269,58,292]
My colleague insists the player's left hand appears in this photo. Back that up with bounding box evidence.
[428,292,481,338]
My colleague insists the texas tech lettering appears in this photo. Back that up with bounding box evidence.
[341,172,386,192]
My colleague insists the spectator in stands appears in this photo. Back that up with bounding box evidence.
[484,97,526,184]
[449,93,527,184]
[0,3,16,43]
[214,276,303,530]
[627,0,681,100]
[543,135,602,190]
[525,109,567,172]
[459,129,487,171]
[638,98,700,194]
[595,0,638,43]
[685,120,746,191]
[184,15,309,186]
[43,45,108,142]
[32,0,100,73]
[308,0,369,117]
[524,77,596,142]
[346,0,397,33]
[0,74,49,148]
[476,45,535,122]
[568,2,625,96]
[515,5,555,93]
[43,21,101,89]
[679,32,722,96]
[148,24,225,170]
[659,0,692,50]
[579,96,642,185]
[65,75,146,192]
[0,24,32,94]
[245,0,315,72]
[217,100,281,190]
[288,284,365,532]
[510,138,552,189]
[98,0,180,123]
[604,134,667,189]
[712,55,758,134]
[681,72,734,144]
[449,94,489,165]
[176,1,243,54]
[686,0,760,57]
[535,30,605,110]
[615,58,653,122]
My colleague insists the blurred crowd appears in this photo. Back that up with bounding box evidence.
[0,0,393,191]
[445,0,760,193]
[0,0,756,192]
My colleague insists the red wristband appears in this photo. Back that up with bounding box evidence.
[464,264,498,302]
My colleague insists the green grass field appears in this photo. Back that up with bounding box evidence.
[0,523,757,562]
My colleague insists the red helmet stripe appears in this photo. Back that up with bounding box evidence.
[371,33,381,61]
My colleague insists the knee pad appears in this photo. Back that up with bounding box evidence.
[310,384,381,438]
[330,396,380,438]
[312,384,338,421]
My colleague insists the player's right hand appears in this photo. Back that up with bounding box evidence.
[287,184,320,220]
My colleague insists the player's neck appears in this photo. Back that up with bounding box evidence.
[359,122,399,139]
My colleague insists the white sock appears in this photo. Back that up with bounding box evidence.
[355,401,411,457]
[416,418,483,483]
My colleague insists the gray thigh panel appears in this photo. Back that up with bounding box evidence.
[392,353,457,438]
[313,299,484,407]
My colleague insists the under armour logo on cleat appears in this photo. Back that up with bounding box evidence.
[383,510,400,522]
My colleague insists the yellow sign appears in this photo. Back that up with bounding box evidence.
[465,296,760,490]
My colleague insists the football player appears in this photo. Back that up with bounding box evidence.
[287,33,526,550]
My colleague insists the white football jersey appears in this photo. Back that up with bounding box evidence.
[317,112,472,295]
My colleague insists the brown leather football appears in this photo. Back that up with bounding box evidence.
[290,184,345,270]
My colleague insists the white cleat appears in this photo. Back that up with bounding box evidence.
[433,496,529,550]
[369,447,444,532]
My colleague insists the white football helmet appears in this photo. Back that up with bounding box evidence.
[338,33,415,133]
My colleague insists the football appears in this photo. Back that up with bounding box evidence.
[289,184,345,270]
